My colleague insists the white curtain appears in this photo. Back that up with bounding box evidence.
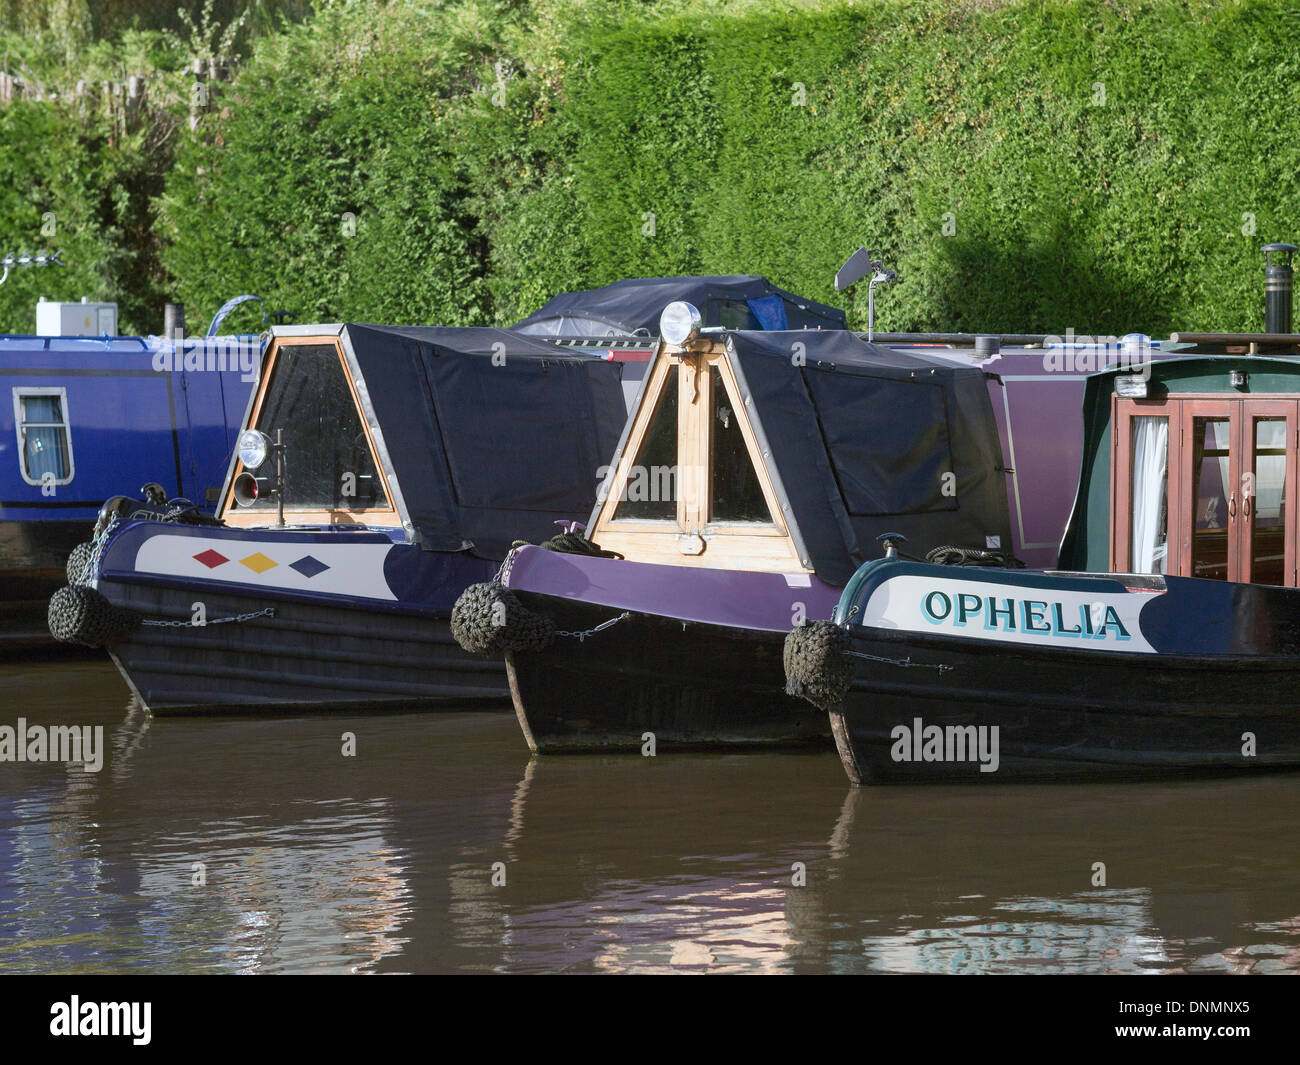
[20,395,69,481]
[1131,417,1168,573]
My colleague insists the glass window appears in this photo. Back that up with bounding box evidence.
[716,300,759,330]
[1251,416,1287,586]
[1190,417,1231,580]
[614,366,678,520]
[709,367,772,523]
[249,344,388,511]
[15,389,73,485]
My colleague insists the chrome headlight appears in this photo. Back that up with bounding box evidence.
[237,429,271,470]
[659,301,702,346]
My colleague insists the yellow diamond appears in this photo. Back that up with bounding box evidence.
[239,552,278,574]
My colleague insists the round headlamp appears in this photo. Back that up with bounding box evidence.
[659,301,702,346]
[237,429,271,471]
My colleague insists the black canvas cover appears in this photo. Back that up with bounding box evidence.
[342,324,627,559]
[725,330,1011,585]
[512,275,847,337]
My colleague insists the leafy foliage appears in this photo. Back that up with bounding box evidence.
[2,0,1299,335]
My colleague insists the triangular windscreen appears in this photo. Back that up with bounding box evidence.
[614,365,678,520]
[250,344,388,510]
[709,366,774,523]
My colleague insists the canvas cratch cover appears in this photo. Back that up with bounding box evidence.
[340,324,627,559]
[724,330,1010,585]
[511,276,847,337]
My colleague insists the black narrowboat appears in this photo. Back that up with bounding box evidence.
[786,354,1300,781]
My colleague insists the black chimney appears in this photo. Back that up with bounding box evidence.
[1261,243,1296,334]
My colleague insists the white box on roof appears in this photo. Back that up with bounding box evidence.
[35,296,117,337]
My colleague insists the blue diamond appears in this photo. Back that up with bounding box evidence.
[289,555,329,578]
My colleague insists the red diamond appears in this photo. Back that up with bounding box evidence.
[194,549,229,569]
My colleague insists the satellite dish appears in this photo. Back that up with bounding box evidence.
[834,247,897,340]
[835,247,877,292]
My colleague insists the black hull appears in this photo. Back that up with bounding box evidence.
[101,577,509,714]
[833,626,1300,783]
[507,592,830,752]
[0,519,95,655]
[0,518,88,578]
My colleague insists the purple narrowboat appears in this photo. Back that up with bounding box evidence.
[461,304,1015,751]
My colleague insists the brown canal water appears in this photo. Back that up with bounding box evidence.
[1,656,1299,975]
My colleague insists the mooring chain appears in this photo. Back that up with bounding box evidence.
[494,547,520,587]
[554,611,631,643]
[843,648,953,674]
[141,606,277,628]
[77,516,120,585]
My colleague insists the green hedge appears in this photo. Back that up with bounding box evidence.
[3,0,1299,336]
[0,101,118,330]
[480,0,1300,334]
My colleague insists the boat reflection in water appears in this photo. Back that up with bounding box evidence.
[460,754,1300,974]
[2,662,1297,973]
[0,668,519,974]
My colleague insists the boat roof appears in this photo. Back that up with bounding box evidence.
[730,331,1010,583]
[0,332,262,353]
[315,323,629,558]
[511,275,847,337]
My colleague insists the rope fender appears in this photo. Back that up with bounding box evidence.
[450,581,556,655]
[65,541,94,585]
[48,584,142,647]
[784,620,854,711]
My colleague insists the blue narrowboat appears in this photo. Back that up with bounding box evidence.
[1,315,262,649]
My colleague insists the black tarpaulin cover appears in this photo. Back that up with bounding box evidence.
[511,276,847,337]
[725,330,1011,585]
[342,324,627,559]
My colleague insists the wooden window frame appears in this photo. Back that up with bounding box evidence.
[593,341,806,572]
[1111,393,1299,586]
